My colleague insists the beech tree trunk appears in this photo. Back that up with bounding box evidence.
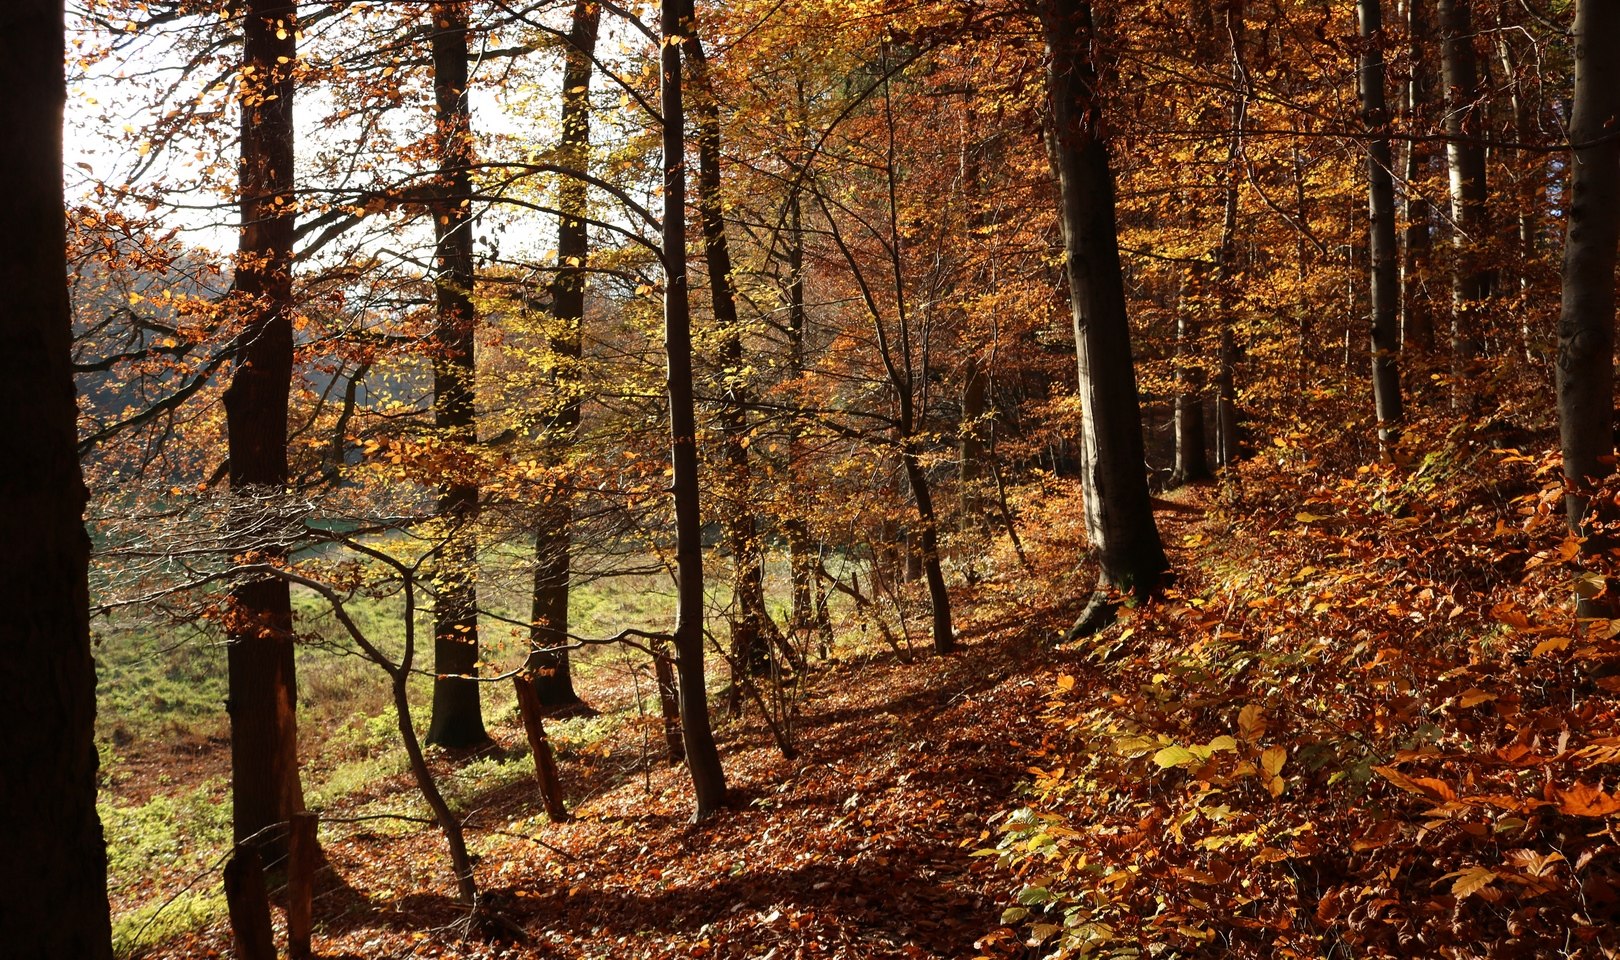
[424,1,490,749]
[1358,0,1404,449]
[684,6,780,678]
[1438,0,1490,369]
[528,0,601,716]
[1213,0,1246,467]
[662,0,727,819]
[0,3,114,955]
[1556,0,1620,611]
[1401,0,1435,351]
[224,0,310,865]
[1039,0,1169,637]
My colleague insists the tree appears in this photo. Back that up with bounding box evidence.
[424,0,492,750]
[1556,0,1620,615]
[0,2,115,956]
[1037,0,1169,638]
[222,0,311,863]
[1437,0,1489,372]
[527,0,602,718]
[1357,0,1403,450]
[661,0,727,819]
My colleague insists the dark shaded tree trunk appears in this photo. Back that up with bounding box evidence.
[683,7,780,679]
[224,0,309,866]
[424,1,490,749]
[1438,0,1490,370]
[1556,0,1620,614]
[1401,0,1435,351]
[1170,294,1211,485]
[528,0,601,717]
[1039,0,1170,638]
[662,0,727,819]
[1358,0,1404,450]
[0,4,114,955]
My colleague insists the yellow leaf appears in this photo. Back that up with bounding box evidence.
[1296,511,1328,523]
[1442,865,1497,899]
[1055,674,1076,693]
[1261,746,1287,778]
[1458,689,1497,708]
[1238,704,1267,740]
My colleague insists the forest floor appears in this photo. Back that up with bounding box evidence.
[100,497,1155,959]
[106,422,1620,959]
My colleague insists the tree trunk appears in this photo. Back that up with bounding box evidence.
[0,4,114,955]
[1358,0,1405,450]
[1213,0,1247,467]
[527,0,601,717]
[1170,289,1211,485]
[1039,0,1170,638]
[1401,0,1435,351]
[224,0,309,867]
[424,1,490,750]
[784,186,817,637]
[1556,0,1620,613]
[1438,0,1490,371]
[684,8,779,679]
[662,0,728,819]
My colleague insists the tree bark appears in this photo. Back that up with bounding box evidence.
[1358,0,1405,450]
[528,0,601,717]
[662,0,728,819]
[1438,0,1490,370]
[224,0,309,867]
[0,3,114,955]
[424,0,491,750]
[683,7,780,679]
[1039,0,1170,637]
[1401,0,1435,351]
[1214,1,1247,468]
[1556,0,1620,612]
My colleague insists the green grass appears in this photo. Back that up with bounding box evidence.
[94,544,875,953]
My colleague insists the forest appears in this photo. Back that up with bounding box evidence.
[6,0,1620,956]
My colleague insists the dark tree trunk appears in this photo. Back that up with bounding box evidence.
[684,8,779,678]
[424,1,490,749]
[1038,0,1170,637]
[224,0,309,865]
[1401,0,1435,351]
[528,0,601,717]
[1556,0,1620,612]
[0,4,114,955]
[1438,0,1490,369]
[662,0,728,819]
[1358,0,1404,449]
[1170,293,1211,485]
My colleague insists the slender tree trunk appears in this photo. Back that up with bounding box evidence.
[224,0,309,867]
[1039,0,1169,638]
[1557,0,1620,614]
[784,186,817,635]
[662,0,727,819]
[1170,284,1211,484]
[424,1,490,749]
[528,0,601,716]
[684,8,779,679]
[1358,0,1405,450]
[1438,0,1490,371]
[0,4,114,955]
[1401,0,1435,352]
[1214,0,1247,467]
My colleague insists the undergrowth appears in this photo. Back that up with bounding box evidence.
[980,407,1620,959]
